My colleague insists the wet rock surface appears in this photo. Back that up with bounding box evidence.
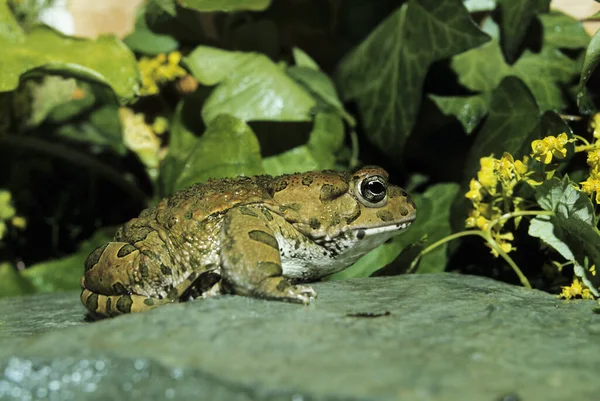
[0,273,599,401]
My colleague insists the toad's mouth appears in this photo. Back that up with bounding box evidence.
[351,217,415,238]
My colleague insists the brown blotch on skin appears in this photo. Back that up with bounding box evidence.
[319,183,347,202]
[117,244,138,258]
[86,292,99,312]
[112,282,128,294]
[116,295,133,313]
[187,271,198,282]
[302,176,314,186]
[377,210,394,222]
[127,226,153,244]
[261,208,273,221]
[160,264,172,276]
[274,179,288,192]
[239,206,258,217]
[139,262,150,279]
[105,297,113,315]
[399,205,410,216]
[309,218,321,230]
[167,286,179,300]
[279,203,302,213]
[257,261,283,276]
[85,244,109,272]
[143,298,155,306]
[248,230,279,250]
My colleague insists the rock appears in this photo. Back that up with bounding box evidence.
[0,273,598,401]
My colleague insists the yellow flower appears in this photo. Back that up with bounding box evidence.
[530,133,570,164]
[581,174,600,204]
[477,157,497,193]
[558,278,595,300]
[514,156,528,179]
[465,179,483,202]
[587,149,600,173]
[591,113,600,140]
[138,52,187,96]
[10,216,26,229]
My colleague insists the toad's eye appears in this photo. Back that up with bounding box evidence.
[358,175,387,206]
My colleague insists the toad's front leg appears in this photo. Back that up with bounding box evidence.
[220,207,316,304]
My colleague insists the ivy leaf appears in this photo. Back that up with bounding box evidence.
[292,47,320,70]
[463,0,496,12]
[170,114,264,193]
[498,0,549,63]
[57,106,126,156]
[0,26,140,103]
[336,0,489,159]
[329,183,459,279]
[429,93,489,134]
[578,26,600,114]
[0,0,24,42]
[178,0,271,12]
[183,46,316,123]
[528,177,600,296]
[123,6,179,55]
[263,112,344,176]
[463,76,539,179]
[452,26,580,112]
[539,11,590,50]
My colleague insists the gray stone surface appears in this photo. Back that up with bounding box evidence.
[0,273,599,401]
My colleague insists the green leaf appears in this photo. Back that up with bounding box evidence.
[183,46,316,123]
[123,6,179,55]
[539,11,590,50]
[329,183,460,279]
[287,66,354,125]
[20,229,115,294]
[452,32,580,112]
[171,114,264,192]
[336,0,489,158]
[528,177,600,296]
[578,26,600,113]
[0,263,36,298]
[463,0,496,12]
[429,93,489,134]
[463,77,539,179]
[263,112,344,176]
[0,26,140,103]
[178,0,271,12]
[56,106,126,156]
[292,47,320,70]
[158,100,203,197]
[0,0,23,42]
[498,0,549,63]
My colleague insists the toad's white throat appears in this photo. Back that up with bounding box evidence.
[277,221,413,282]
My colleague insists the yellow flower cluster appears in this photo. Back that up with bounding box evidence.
[465,153,528,256]
[530,133,569,164]
[0,190,26,240]
[580,120,600,204]
[138,52,187,96]
[558,278,594,300]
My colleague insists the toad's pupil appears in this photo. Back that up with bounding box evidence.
[368,181,385,195]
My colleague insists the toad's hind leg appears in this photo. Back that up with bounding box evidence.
[81,241,175,318]
[220,207,316,304]
[80,287,170,318]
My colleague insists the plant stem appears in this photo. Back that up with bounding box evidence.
[575,142,600,153]
[1,134,148,207]
[412,210,555,289]
[484,210,554,288]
